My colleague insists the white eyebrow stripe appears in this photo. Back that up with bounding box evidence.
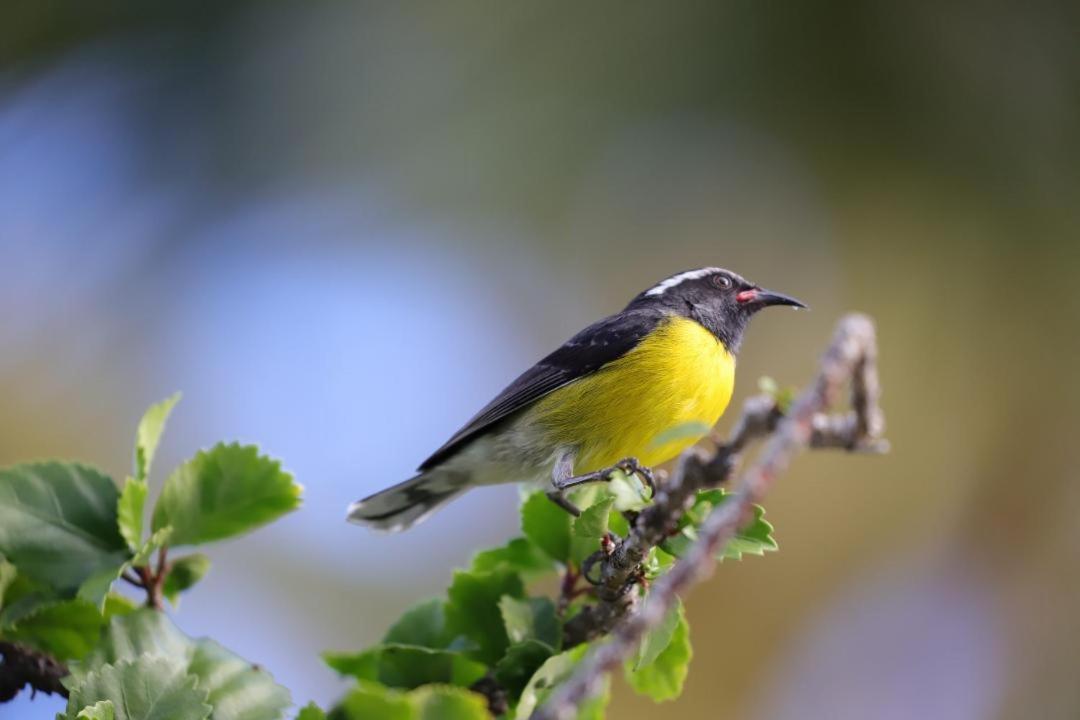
[644,267,721,296]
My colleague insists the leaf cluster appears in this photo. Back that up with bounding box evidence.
[0,395,302,719]
[321,477,776,719]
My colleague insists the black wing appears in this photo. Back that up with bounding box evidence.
[418,308,666,470]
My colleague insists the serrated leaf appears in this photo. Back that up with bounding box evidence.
[695,490,777,560]
[76,700,116,720]
[75,609,191,681]
[498,596,559,649]
[660,490,777,561]
[719,504,777,560]
[382,598,449,649]
[493,639,554,697]
[188,637,291,720]
[66,656,211,720]
[74,610,290,720]
[323,644,486,689]
[411,685,491,720]
[0,462,129,593]
[570,496,614,567]
[520,492,571,565]
[163,554,211,606]
[152,443,301,546]
[295,703,325,720]
[444,569,524,665]
[4,598,103,662]
[624,600,692,702]
[117,477,148,552]
[634,597,682,670]
[470,538,555,576]
[135,393,181,482]
[514,645,609,720]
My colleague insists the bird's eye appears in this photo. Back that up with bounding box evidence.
[712,275,733,289]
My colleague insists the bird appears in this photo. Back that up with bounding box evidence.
[347,267,805,531]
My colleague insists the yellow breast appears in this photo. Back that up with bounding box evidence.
[529,316,735,473]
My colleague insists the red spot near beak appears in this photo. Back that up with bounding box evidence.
[736,289,758,303]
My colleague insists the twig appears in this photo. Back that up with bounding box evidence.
[0,641,69,702]
[534,313,887,720]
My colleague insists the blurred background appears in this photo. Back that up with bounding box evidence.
[2,1,1078,718]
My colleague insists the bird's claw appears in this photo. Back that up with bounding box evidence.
[613,457,656,496]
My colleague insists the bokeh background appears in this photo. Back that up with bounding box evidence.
[2,2,1078,718]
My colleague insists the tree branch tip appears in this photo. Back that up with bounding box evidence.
[532,312,888,720]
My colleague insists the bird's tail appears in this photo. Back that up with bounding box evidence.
[346,471,465,532]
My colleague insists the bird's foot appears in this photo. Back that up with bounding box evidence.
[553,456,655,492]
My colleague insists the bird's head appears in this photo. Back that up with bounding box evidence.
[627,267,806,352]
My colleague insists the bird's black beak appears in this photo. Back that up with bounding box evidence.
[736,286,808,310]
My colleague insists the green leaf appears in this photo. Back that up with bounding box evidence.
[695,490,777,560]
[719,503,777,560]
[0,462,129,593]
[493,639,554,697]
[323,644,486,689]
[75,609,191,681]
[332,682,490,720]
[333,681,413,720]
[65,656,211,720]
[76,700,116,720]
[634,597,682,670]
[411,685,491,720]
[188,637,291,720]
[295,703,326,720]
[0,557,16,611]
[383,598,449,649]
[642,546,676,580]
[624,600,692,702]
[0,578,54,629]
[163,554,211,606]
[152,443,302,546]
[444,569,525,665]
[470,538,556,576]
[74,564,127,612]
[520,492,571,565]
[660,490,777,561]
[4,598,103,662]
[514,645,609,720]
[498,596,559,649]
[116,477,148,553]
[607,472,651,513]
[570,496,614,566]
[75,610,290,720]
[135,393,181,482]
[102,593,137,620]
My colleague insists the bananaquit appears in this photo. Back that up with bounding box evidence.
[348,267,805,531]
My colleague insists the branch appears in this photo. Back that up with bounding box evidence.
[0,641,69,702]
[535,313,887,719]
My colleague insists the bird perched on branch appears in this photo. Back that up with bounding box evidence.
[348,267,805,531]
